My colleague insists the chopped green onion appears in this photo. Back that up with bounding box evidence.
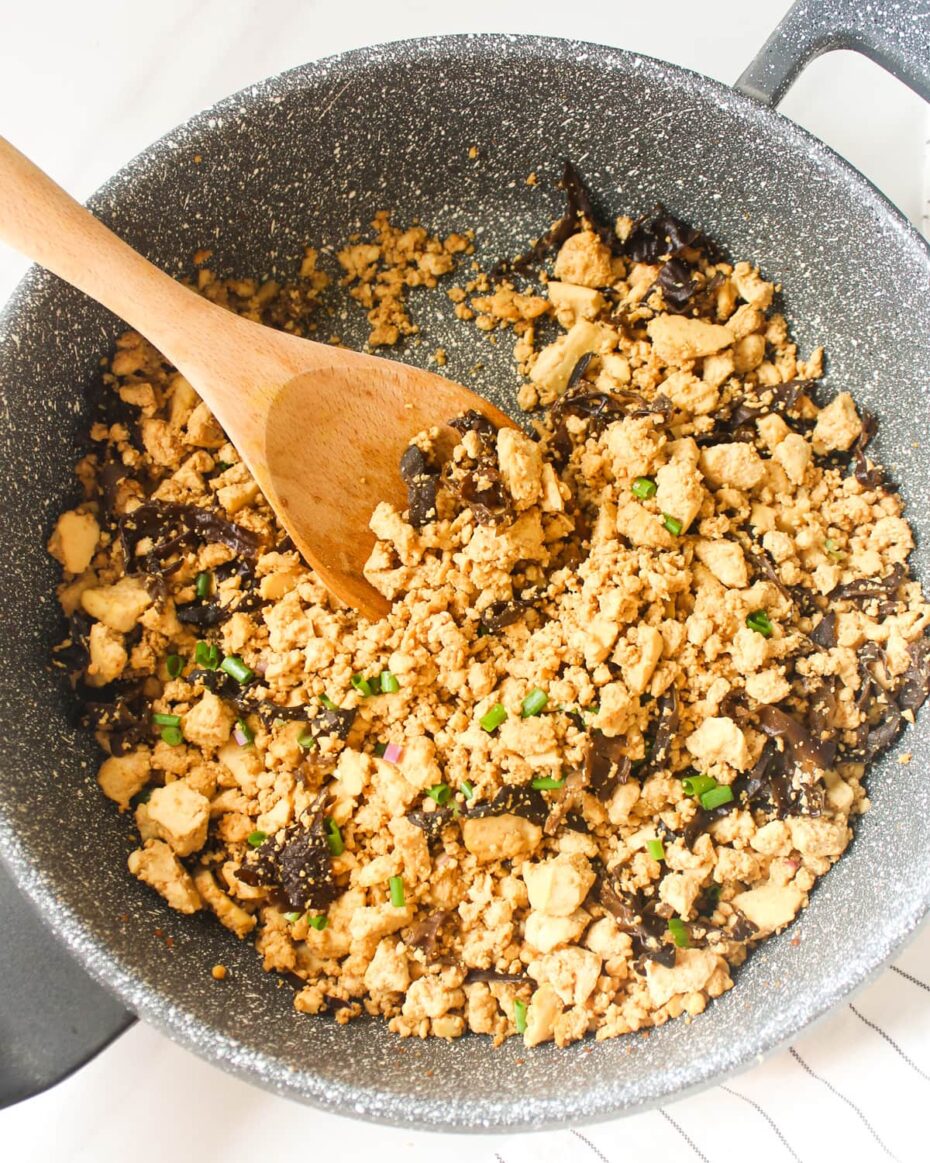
[389,875,406,907]
[160,726,183,746]
[351,674,375,697]
[373,742,387,758]
[824,537,844,560]
[195,640,220,670]
[320,694,338,711]
[308,914,328,931]
[297,728,318,751]
[221,655,254,684]
[662,513,683,536]
[234,718,254,746]
[667,917,690,948]
[195,570,212,599]
[247,830,267,848]
[700,784,735,810]
[283,911,302,923]
[646,839,666,861]
[479,703,508,732]
[152,712,181,727]
[521,688,549,718]
[325,818,344,857]
[460,780,475,800]
[425,784,452,806]
[531,776,565,790]
[746,610,773,638]
[165,653,184,678]
[632,476,657,500]
[681,774,717,798]
[514,998,528,1034]
[584,704,600,715]
[379,671,400,694]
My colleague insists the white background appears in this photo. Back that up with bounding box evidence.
[1,2,929,1161]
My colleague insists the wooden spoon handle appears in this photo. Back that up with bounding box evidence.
[0,138,210,349]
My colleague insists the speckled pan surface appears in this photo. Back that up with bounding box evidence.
[1,34,929,1132]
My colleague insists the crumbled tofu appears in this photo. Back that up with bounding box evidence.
[81,577,153,632]
[497,427,543,507]
[128,840,201,913]
[647,314,734,365]
[97,748,151,810]
[553,230,614,288]
[86,621,128,686]
[47,509,99,574]
[732,883,804,933]
[812,392,862,453]
[523,854,595,916]
[686,716,751,771]
[699,442,765,490]
[461,814,542,863]
[143,781,210,856]
[694,538,748,588]
[654,459,705,532]
[183,690,236,751]
[529,320,600,400]
[192,867,256,938]
[646,948,727,1007]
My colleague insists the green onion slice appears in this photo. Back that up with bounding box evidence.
[681,773,717,798]
[247,830,267,848]
[283,911,302,923]
[380,671,400,694]
[514,998,528,1034]
[520,688,549,718]
[531,776,565,790]
[194,640,220,670]
[308,915,328,931]
[235,718,254,746]
[297,728,317,751]
[425,784,452,806]
[699,784,735,810]
[350,674,374,697]
[479,703,508,732]
[320,694,338,711]
[389,875,406,908]
[662,513,683,536]
[160,726,183,746]
[631,476,657,499]
[195,570,212,599]
[746,610,773,637]
[667,917,690,948]
[325,818,344,857]
[646,839,666,861]
[165,653,184,679]
[460,780,475,800]
[152,712,181,727]
[220,655,254,684]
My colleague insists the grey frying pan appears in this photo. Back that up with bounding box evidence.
[1,0,928,1130]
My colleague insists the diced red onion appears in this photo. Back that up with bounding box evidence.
[233,725,249,747]
[383,742,405,764]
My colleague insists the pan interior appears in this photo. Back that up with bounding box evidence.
[0,36,928,1130]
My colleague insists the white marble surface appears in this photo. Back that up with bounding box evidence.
[1,3,929,1161]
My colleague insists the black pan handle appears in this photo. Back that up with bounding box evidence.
[736,0,930,107]
[0,855,135,1108]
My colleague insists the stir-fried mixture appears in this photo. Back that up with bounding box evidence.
[48,165,930,1048]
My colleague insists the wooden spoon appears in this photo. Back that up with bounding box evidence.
[0,137,514,619]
